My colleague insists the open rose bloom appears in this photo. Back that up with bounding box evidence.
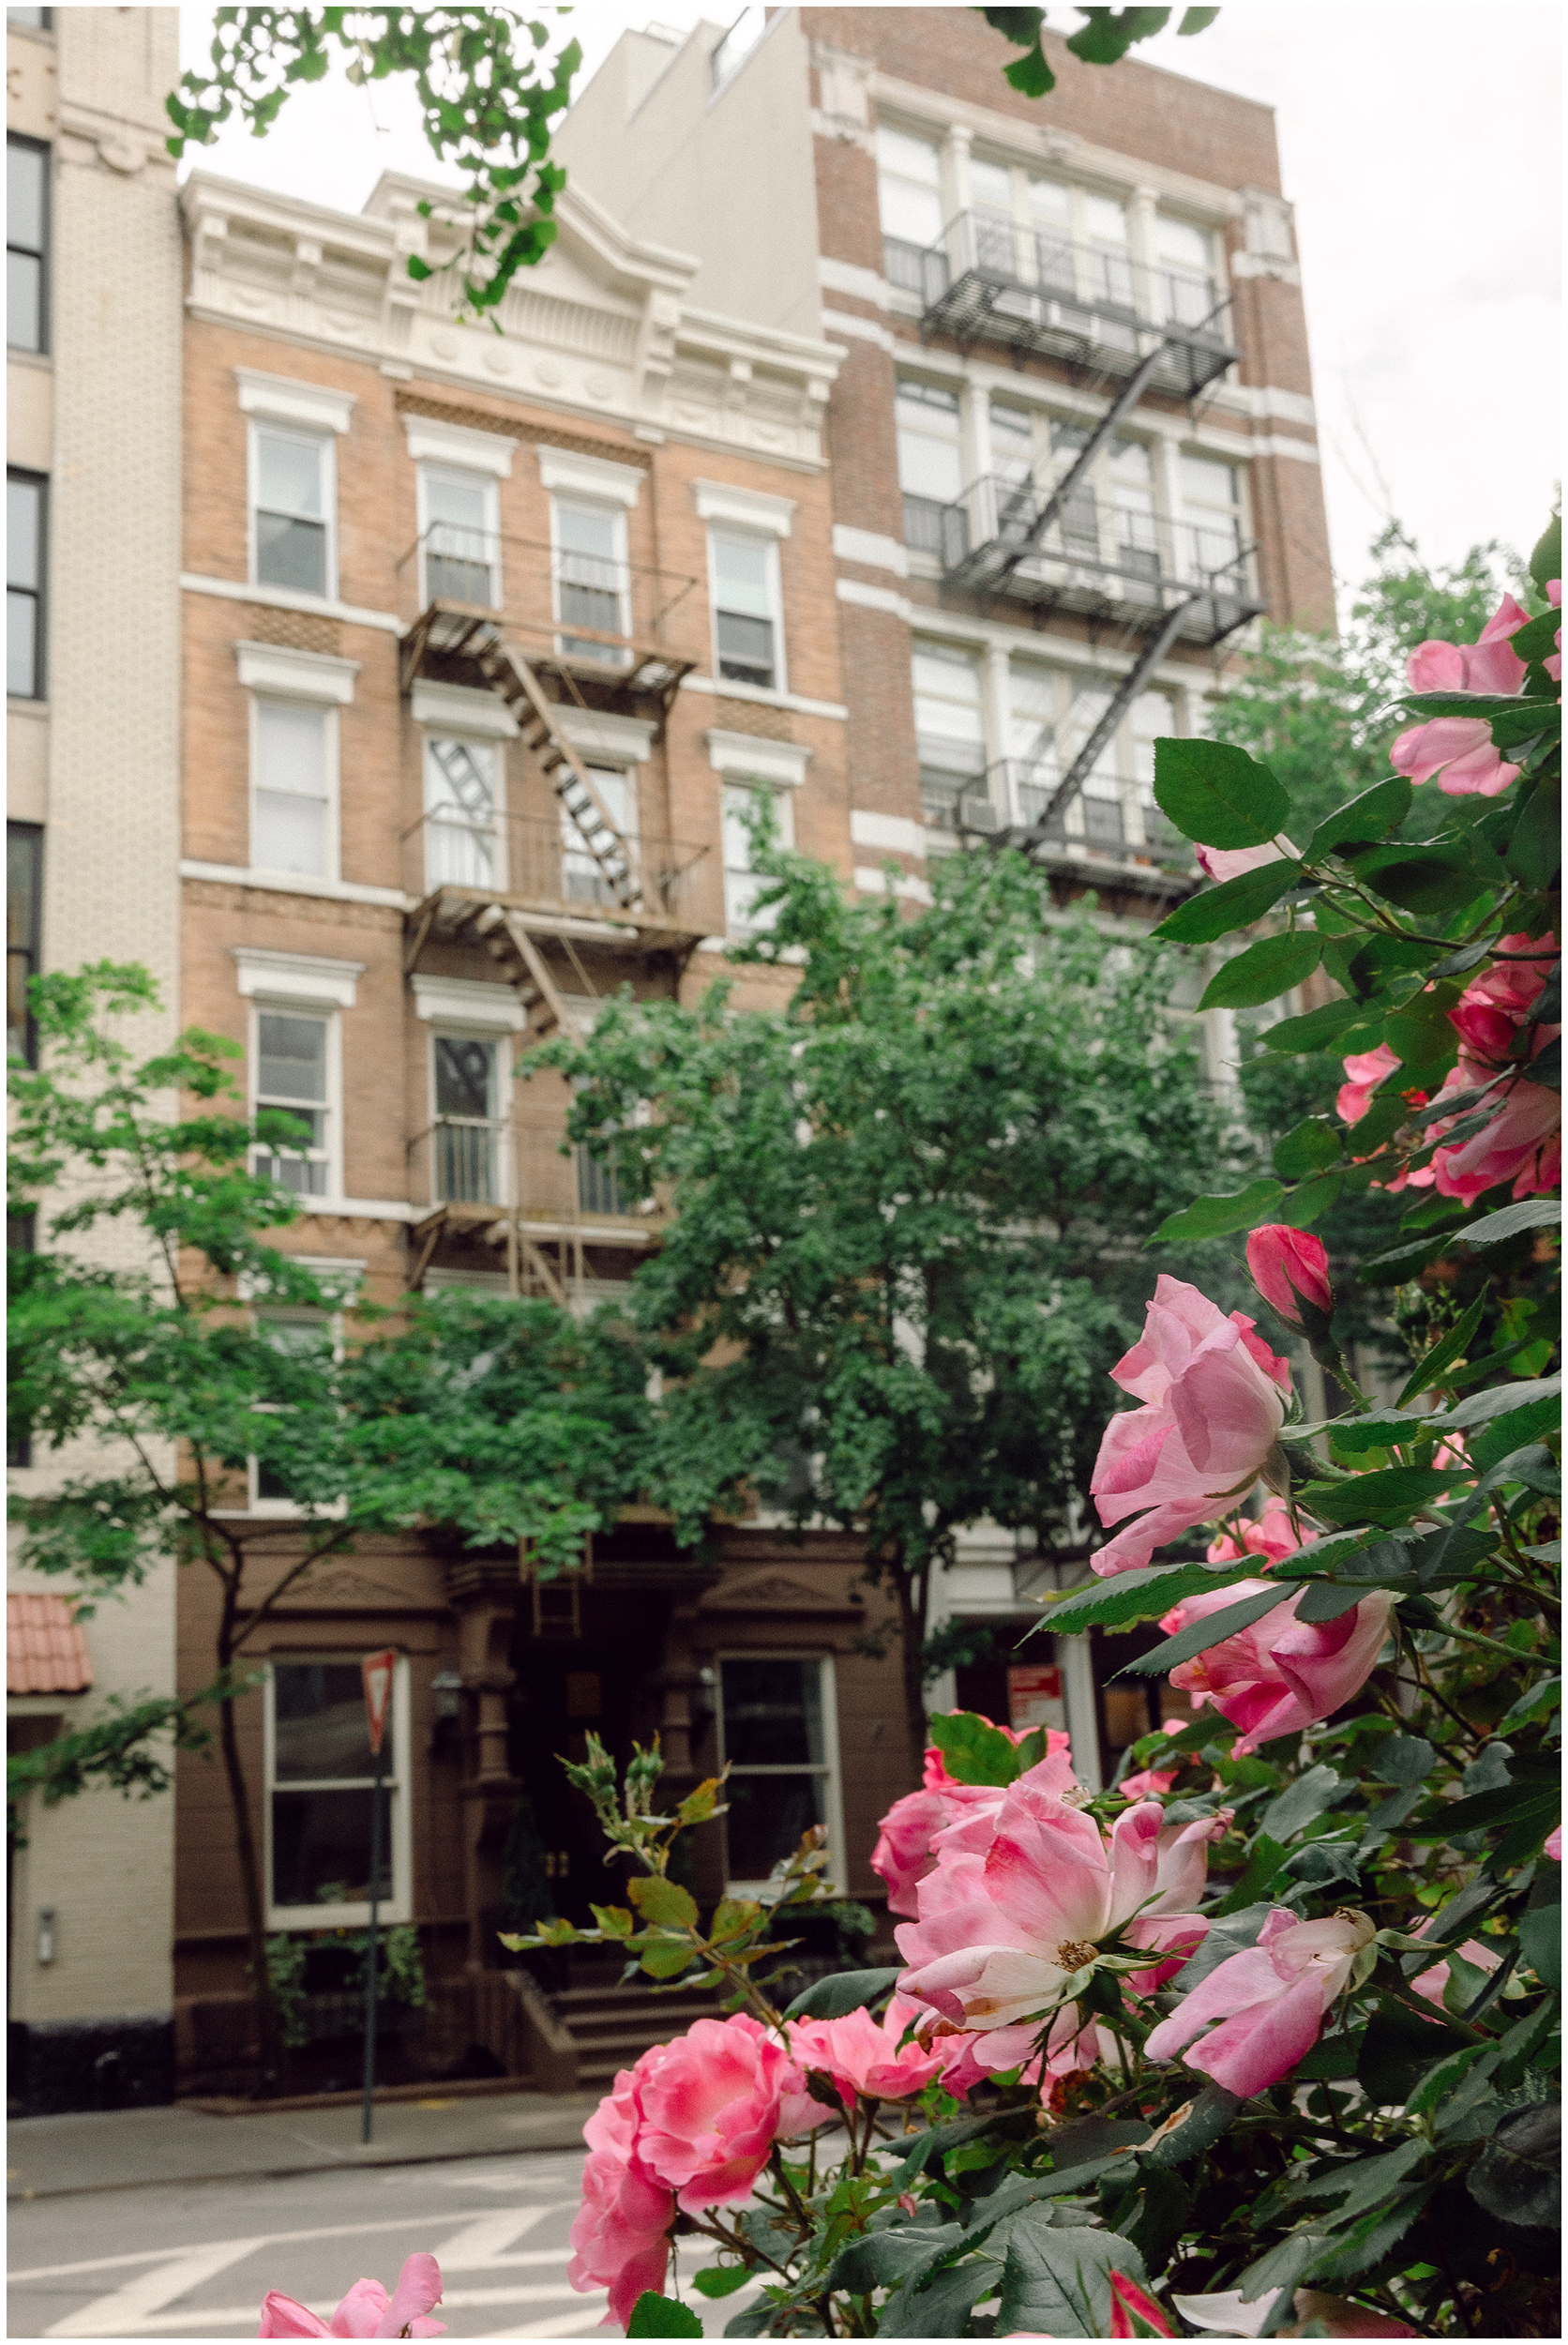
[259,2256,445,2337]
[1420,931,1560,1203]
[1145,1908,1376,2097]
[1161,1581,1395,1755]
[1089,1277,1291,1578]
[1391,593,1532,796]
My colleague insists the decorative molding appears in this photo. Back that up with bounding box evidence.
[234,367,356,434]
[818,255,888,309]
[821,307,897,355]
[850,810,927,858]
[837,577,912,621]
[273,1565,433,1610]
[402,413,518,477]
[556,706,657,764]
[834,525,908,578]
[181,573,404,636]
[234,946,363,1008]
[700,1569,857,1612]
[411,678,520,740]
[234,641,360,704]
[706,729,811,789]
[693,478,795,538]
[536,444,644,507]
[411,973,526,1031]
[682,673,849,723]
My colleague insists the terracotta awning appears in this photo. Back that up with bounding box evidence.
[8,1593,94,1695]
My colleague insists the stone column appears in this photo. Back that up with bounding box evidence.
[450,1569,523,1972]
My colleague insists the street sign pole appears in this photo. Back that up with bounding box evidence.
[359,1650,397,2148]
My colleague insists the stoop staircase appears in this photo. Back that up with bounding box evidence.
[552,1951,727,2090]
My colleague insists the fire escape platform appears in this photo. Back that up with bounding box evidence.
[404,881,708,968]
[400,600,697,726]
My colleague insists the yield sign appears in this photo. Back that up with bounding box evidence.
[361,1648,397,1759]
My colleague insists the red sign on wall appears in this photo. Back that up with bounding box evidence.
[361,1649,397,1759]
[1008,1663,1065,1734]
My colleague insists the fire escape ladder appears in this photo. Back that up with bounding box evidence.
[975,335,1181,597]
[466,628,640,912]
[1011,587,1205,855]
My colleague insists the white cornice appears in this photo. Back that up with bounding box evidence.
[402,413,518,476]
[411,679,520,740]
[411,974,526,1032]
[235,368,356,434]
[693,479,795,538]
[537,444,644,507]
[706,729,811,788]
[235,641,360,704]
[234,946,364,1008]
[556,706,657,764]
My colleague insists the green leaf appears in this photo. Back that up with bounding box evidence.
[626,1875,699,1929]
[1179,4,1221,26]
[1467,2104,1561,2231]
[1153,738,1292,850]
[875,2259,996,2337]
[927,1707,1030,1784]
[692,2265,754,2299]
[1152,1177,1285,1243]
[781,1964,902,2021]
[993,2220,1147,2340]
[828,2226,962,2296]
[1207,1836,1289,1917]
[1341,841,1496,916]
[710,1897,761,1944]
[1199,931,1324,1011]
[1530,512,1561,590]
[1298,1465,1466,1525]
[1372,1734,1435,1786]
[639,1934,700,1979]
[627,2292,703,2336]
[589,1903,634,1937]
[1261,994,1389,1054]
[1510,608,1562,666]
[1507,778,1562,888]
[1396,1291,1489,1405]
[1274,1116,1343,1179]
[1152,857,1301,944]
[1458,1196,1561,1248]
[1304,777,1413,859]
[1305,2185,1437,2285]
[1115,1586,1292,1676]
[1261,1763,1349,1838]
[1042,1557,1259,1634]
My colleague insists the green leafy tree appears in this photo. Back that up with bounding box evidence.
[537,846,1230,1757]
[8,963,651,2080]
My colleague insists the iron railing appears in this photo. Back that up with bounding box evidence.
[404,809,711,926]
[395,526,700,676]
[887,213,1239,395]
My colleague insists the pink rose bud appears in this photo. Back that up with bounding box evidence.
[1109,2271,1177,2337]
[1245,1226,1332,1328]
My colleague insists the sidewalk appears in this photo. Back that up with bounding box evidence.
[7,2086,600,2201]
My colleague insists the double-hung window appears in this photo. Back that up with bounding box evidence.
[8,469,46,700]
[912,641,987,826]
[8,820,42,1064]
[250,1307,335,1509]
[1130,688,1180,855]
[711,531,781,690]
[1083,192,1133,309]
[252,699,332,878]
[1179,455,1244,584]
[717,1656,841,1893]
[722,780,792,937]
[1048,424,1099,562]
[7,136,48,354]
[563,761,634,906]
[554,500,627,666]
[425,735,499,891]
[254,1010,332,1196]
[1156,215,1218,331]
[422,465,499,607]
[432,1032,502,1204]
[1007,661,1058,833]
[252,424,333,598]
[876,125,943,292]
[896,381,964,558]
[266,1657,409,1927]
[1063,685,1124,855]
[1108,437,1159,586]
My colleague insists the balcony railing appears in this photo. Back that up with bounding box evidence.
[885,213,1239,396]
[926,473,1263,649]
[404,809,711,928]
[408,1115,509,1209]
[984,758,1195,870]
[396,527,701,706]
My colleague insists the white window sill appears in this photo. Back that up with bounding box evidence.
[681,673,848,723]
[180,573,404,636]
[180,860,409,911]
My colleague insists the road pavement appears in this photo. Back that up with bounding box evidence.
[8,2150,763,2338]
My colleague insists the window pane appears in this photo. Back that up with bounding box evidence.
[1180,455,1238,511]
[434,1035,495,1120]
[556,501,618,561]
[8,141,44,248]
[255,700,327,798]
[722,1657,824,1766]
[724,1772,824,1882]
[8,590,37,698]
[254,790,327,876]
[8,474,41,589]
[1027,175,1070,226]
[427,737,494,822]
[425,469,489,531]
[970,158,1012,212]
[7,250,40,353]
[876,126,940,187]
[272,1788,391,1907]
[990,401,1033,477]
[1084,194,1128,247]
[258,1012,326,1105]
[1158,216,1211,272]
[897,430,962,505]
[257,429,324,520]
[274,1660,382,1780]
[256,512,327,597]
[712,532,771,617]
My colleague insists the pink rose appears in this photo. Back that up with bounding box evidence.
[259,2256,446,2338]
[1144,1906,1375,2097]
[1545,578,1562,684]
[568,2054,676,2331]
[1421,936,1561,1203]
[1547,1823,1562,1862]
[1245,1226,1332,1328]
[790,1992,946,2102]
[1196,838,1298,884]
[896,1778,1213,2048]
[1206,1494,1303,1568]
[635,2013,803,2213]
[871,1729,1076,1917]
[1162,1581,1394,1755]
[1406,594,1530,698]
[1337,1042,1402,1126]
[1089,1277,1291,1578]
[1390,715,1519,796]
[1410,1935,1501,2011]
[1109,2272,1176,2337]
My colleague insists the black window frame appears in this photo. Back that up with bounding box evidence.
[8,819,42,1067]
[8,1208,38,1467]
[8,468,47,702]
[7,133,50,356]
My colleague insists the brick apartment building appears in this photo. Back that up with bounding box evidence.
[559,3,1334,1765]
[8,4,184,2115]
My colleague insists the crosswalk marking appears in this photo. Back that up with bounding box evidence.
[435,2202,575,2267]
[81,2279,591,2335]
[45,2243,263,2340]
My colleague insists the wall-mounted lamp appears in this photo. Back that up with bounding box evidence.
[38,1907,56,1965]
[431,1669,464,1720]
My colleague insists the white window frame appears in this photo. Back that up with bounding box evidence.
[264,1650,413,1929]
[246,1290,350,1519]
[550,493,632,669]
[721,778,794,939]
[249,997,344,1203]
[248,418,338,602]
[707,527,787,697]
[422,731,508,896]
[249,694,339,885]
[912,636,988,830]
[716,1650,844,1898]
[416,461,502,612]
[428,1022,513,1209]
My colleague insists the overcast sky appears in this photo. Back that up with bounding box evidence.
[178,2,1561,611]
